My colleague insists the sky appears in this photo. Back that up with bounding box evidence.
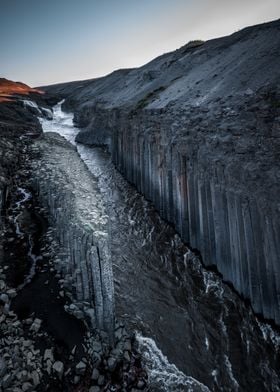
[0,0,279,87]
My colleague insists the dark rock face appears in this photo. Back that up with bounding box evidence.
[0,87,129,391]
[0,77,44,102]
[0,100,42,225]
[42,19,280,324]
[30,133,115,341]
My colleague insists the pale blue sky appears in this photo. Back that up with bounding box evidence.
[0,0,279,86]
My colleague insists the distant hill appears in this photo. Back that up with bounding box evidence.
[0,78,43,102]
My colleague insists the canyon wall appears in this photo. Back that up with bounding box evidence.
[75,99,280,324]
[43,19,280,324]
[30,133,115,341]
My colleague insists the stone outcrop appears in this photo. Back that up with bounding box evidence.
[30,132,115,340]
[0,99,43,227]
[42,19,280,323]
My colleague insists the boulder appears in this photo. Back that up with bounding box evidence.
[52,361,64,380]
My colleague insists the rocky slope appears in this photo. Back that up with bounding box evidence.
[30,132,115,340]
[0,78,52,225]
[0,98,40,226]
[42,19,280,324]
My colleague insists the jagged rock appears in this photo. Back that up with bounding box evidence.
[91,368,99,381]
[2,374,12,388]
[115,326,125,341]
[0,280,6,290]
[97,374,105,386]
[3,304,9,314]
[30,370,40,386]
[22,382,33,391]
[30,318,42,332]
[16,370,28,382]
[92,352,102,368]
[91,341,102,354]
[107,356,117,372]
[0,293,9,303]
[124,350,131,362]
[73,309,84,319]
[12,320,21,328]
[43,348,54,362]
[89,387,101,392]
[6,289,17,298]
[137,380,146,389]
[52,361,64,380]
[24,318,33,325]
[45,359,52,375]
[22,340,32,348]
[71,345,76,356]
[0,357,7,377]
[75,361,86,375]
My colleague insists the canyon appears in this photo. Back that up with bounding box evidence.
[0,18,280,392]
[44,18,280,325]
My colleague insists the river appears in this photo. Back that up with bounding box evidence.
[39,101,280,391]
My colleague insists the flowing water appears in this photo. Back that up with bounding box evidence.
[12,187,43,289]
[40,102,280,391]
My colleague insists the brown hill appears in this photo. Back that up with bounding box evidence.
[0,78,44,102]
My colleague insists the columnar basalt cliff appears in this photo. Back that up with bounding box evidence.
[43,19,280,324]
[30,133,115,340]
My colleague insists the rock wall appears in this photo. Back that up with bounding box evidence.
[30,133,115,341]
[75,98,280,325]
[0,123,29,226]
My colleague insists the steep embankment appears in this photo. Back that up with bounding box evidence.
[30,132,115,338]
[42,19,280,324]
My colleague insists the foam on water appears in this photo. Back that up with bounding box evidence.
[23,99,41,112]
[39,100,79,144]
[257,320,280,350]
[136,332,210,392]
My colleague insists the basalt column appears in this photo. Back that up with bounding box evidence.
[30,132,115,341]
